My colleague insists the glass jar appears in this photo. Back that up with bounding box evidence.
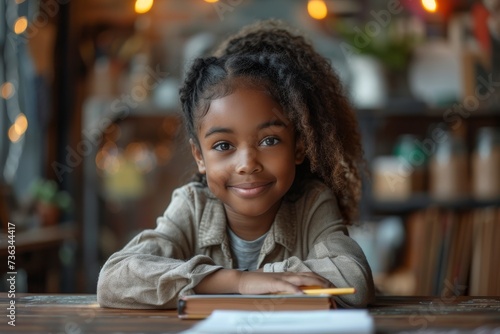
[429,131,469,200]
[393,134,426,194]
[471,127,500,199]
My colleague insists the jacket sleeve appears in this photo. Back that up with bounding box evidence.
[262,188,375,308]
[96,187,223,309]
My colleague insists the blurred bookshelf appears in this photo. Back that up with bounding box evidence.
[357,106,500,297]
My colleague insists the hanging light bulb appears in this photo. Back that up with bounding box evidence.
[135,0,154,14]
[308,0,328,20]
[422,0,437,13]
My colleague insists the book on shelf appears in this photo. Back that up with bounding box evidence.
[404,206,500,296]
[178,294,335,320]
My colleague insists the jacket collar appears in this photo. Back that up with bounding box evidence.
[264,200,296,253]
[198,197,296,252]
[198,198,227,248]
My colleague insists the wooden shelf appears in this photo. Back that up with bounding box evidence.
[357,106,500,118]
[0,224,77,256]
[368,194,500,214]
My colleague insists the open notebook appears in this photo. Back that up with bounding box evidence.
[180,309,374,334]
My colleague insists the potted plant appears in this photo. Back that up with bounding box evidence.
[30,179,73,226]
[332,18,423,101]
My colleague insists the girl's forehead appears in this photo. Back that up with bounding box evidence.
[198,84,285,117]
[197,88,289,129]
[214,87,282,112]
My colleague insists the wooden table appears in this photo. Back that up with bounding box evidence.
[1,294,499,333]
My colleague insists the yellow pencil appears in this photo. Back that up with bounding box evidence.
[301,287,356,295]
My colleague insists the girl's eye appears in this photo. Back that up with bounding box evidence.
[213,142,232,151]
[261,137,280,146]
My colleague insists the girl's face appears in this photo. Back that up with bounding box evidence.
[191,87,305,224]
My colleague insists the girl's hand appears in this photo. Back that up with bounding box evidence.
[237,271,331,295]
[194,269,331,295]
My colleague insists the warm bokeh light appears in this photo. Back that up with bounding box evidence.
[96,141,121,172]
[125,142,145,157]
[1,82,15,99]
[422,0,437,13]
[96,150,107,170]
[14,16,28,34]
[134,0,154,14]
[125,142,155,173]
[155,144,173,165]
[204,0,219,3]
[308,0,328,20]
[105,155,122,174]
[8,125,21,143]
[14,113,28,135]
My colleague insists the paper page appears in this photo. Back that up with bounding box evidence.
[180,309,374,334]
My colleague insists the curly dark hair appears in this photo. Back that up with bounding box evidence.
[179,20,364,225]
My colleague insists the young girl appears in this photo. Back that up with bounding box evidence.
[97,20,375,309]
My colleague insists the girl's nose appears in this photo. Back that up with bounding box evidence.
[235,148,263,174]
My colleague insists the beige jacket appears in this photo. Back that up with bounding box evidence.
[97,180,375,309]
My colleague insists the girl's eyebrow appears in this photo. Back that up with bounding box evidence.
[257,119,287,130]
[205,127,232,138]
[204,120,287,139]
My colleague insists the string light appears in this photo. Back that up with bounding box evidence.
[14,16,28,34]
[8,126,21,143]
[1,82,15,99]
[7,113,28,143]
[14,113,28,135]
[308,0,328,20]
[135,0,154,14]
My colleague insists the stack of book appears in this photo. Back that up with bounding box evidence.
[178,287,355,319]
[177,287,374,334]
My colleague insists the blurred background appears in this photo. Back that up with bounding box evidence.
[1,0,499,296]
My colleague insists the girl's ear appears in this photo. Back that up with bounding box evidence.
[295,137,306,164]
[190,138,206,174]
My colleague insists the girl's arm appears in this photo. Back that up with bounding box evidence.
[262,185,375,308]
[97,230,223,309]
[264,232,375,308]
[97,186,223,309]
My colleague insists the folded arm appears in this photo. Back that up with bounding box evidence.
[97,230,224,309]
[262,231,375,308]
[262,186,375,308]
[97,186,224,309]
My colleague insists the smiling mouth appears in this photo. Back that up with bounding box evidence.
[228,182,272,198]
